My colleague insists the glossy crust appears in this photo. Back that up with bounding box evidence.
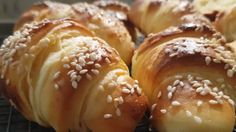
[14,1,135,65]
[93,0,138,42]
[132,23,235,132]
[0,19,147,132]
[128,0,211,35]
[193,0,236,42]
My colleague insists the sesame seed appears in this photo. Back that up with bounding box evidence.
[151,103,157,111]
[157,91,162,98]
[70,62,77,66]
[167,85,172,91]
[186,110,192,117]
[205,56,211,65]
[197,100,203,107]
[54,84,59,90]
[130,88,135,95]
[192,83,201,88]
[98,85,104,91]
[91,69,99,75]
[77,75,82,82]
[105,57,111,64]
[136,87,142,95]
[160,109,167,114]
[196,87,203,93]
[168,92,173,99]
[224,64,229,69]
[213,59,221,63]
[63,64,70,69]
[72,81,78,89]
[86,73,92,80]
[104,114,112,119]
[173,80,180,86]
[107,95,113,103]
[228,99,235,106]
[171,101,181,106]
[80,69,88,74]
[169,52,178,57]
[200,90,207,96]
[209,100,218,105]
[165,49,171,53]
[95,63,101,69]
[218,91,223,96]
[212,87,218,92]
[194,116,202,124]
[134,80,139,84]
[149,115,153,120]
[227,69,234,77]
[175,75,183,79]
[76,64,82,71]
[53,71,60,79]
[179,81,184,87]
[122,88,130,94]
[87,61,94,65]
[202,80,212,85]
[116,108,121,116]
[223,95,230,99]
[171,87,177,93]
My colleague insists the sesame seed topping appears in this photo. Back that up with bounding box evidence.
[209,100,218,105]
[168,92,173,99]
[98,85,104,91]
[105,57,111,64]
[63,64,70,69]
[104,114,112,119]
[157,91,162,98]
[196,87,203,93]
[228,99,235,106]
[77,75,82,82]
[116,108,121,116]
[205,56,211,65]
[151,103,157,111]
[86,73,92,80]
[54,84,59,90]
[130,88,135,95]
[227,69,234,77]
[80,69,88,74]
[91,69,99,75]
[53,71,60,79]
[107,95,113,103]
[194,116,202,124]
[175,75,183,79]
[95,63,102,69]
[160,109,167,114]
[76,64,82,71]
[173,80,180,86]
[197,100,203,107]
[134,80,139,84]
[72,81,78,89]
[171,101,181,106]
[122,88,130,94]
[186,110,192,117]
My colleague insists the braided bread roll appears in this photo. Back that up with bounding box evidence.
[128,0,211,35]
[0,19,147,132]
[14,1,135,65]
[132,23,235,132]
[193,0,236,42]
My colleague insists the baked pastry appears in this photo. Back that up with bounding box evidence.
[93,0,138,42]
[193,0,236,42]
[14,1,135,65]
[0,19,147,132]
[128,0,211,35]
[132,23,235,132]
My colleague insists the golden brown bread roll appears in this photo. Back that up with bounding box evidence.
[0,19,147,132]
[128,0,211,35]
[14,1,135,65]
[193,0,236,42]
[132,23,235,132]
